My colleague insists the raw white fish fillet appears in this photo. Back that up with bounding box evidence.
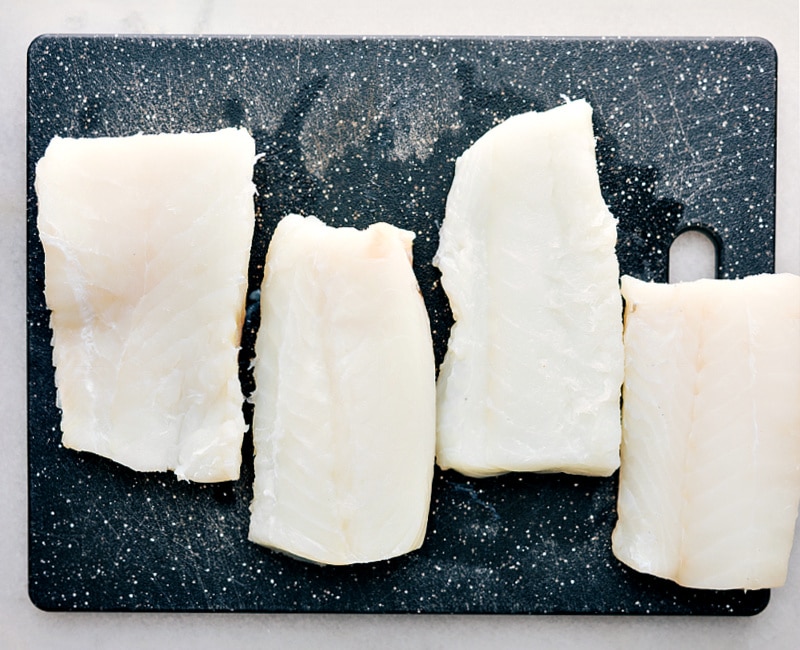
[612,274,800,590]
[434,99,624,478]
[36,128,256,483]
[248,214,436,565]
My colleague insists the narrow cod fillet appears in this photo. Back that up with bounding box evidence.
[613,274,800,590]
[434,99,623,478]
[249,214,436,565]
[36,128,256,482]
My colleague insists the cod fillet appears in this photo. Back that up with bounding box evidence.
[613,273,800,589]
[249,214,436,565]
[36,128,256,482]
[434,99,624,477]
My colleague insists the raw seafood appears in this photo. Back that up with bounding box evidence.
[248,214,436,565]
[612,273,800,589]
[36,128,256,482]
[434,99,624,477]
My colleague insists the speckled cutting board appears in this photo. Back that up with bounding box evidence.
[27,35,776,613]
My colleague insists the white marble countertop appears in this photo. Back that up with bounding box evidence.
[3,1,798,647]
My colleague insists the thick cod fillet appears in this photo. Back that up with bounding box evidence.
[248,214,436,565]
[434,99,624,478]
[612,274,800,590]
[35,128,256,483]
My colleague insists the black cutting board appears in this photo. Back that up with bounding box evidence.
[27,35,777,614]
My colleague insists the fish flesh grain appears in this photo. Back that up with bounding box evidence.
[248,214,436,565]
[434,99,624,478]
[612,274,800,590]
[36,128,256,483]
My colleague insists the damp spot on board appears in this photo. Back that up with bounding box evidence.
[593,111,685,282]
[222,97,247,127]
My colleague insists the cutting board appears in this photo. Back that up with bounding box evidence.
[27,35,777,613]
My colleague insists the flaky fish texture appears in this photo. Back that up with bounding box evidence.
[36,128,256,482]
[248,214,436,565]
[613,273,800,590]
[434,99,624,478]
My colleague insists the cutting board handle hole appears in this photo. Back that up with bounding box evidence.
[668,227,718,283]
